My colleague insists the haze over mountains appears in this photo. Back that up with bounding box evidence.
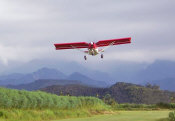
[0,59,175,91]
[0,68,107,88]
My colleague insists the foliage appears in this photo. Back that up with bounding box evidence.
[156,103,175,109]
[112,103,157,110]
[102,94,117,107]
[0,88,107,110]
[169,111,175,121]
[112,103,175,110]
[0,109,94,121]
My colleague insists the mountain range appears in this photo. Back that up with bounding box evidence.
[0,68,107,88]
[0,59,175,91]
[0,68,66,85]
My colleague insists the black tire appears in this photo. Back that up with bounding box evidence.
[101,54,103,59]
[84,56,87,60]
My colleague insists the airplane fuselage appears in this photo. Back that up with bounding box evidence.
[88,48,99,56]
[84,42,101,56]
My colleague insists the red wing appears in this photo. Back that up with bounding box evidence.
[96,37,131,47]
[54,42,89,50]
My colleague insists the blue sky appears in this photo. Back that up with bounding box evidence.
[0,0,175,66]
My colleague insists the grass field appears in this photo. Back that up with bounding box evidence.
[55,111,170,121]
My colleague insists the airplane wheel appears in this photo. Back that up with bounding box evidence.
[84,56,87,60]
[101,54,103,59]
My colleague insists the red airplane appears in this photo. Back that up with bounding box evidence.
[54,37,131,60]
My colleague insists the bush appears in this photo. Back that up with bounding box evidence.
[103,94,117,107]
[156,102,175,109]
[169,111,175,121]
[113,103,157,110]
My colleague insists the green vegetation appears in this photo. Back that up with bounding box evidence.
[157,103,175,109]
[112,103,156,110]
[0,109,98,121]
[55,111,170,121]
[0,87,108,121]
[0,88,107,110]
[0,87,174,121]
[102,94,175,111]
[169,111,175,121]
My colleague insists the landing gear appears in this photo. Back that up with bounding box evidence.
[101,54,103,59]
[84,56,87,60]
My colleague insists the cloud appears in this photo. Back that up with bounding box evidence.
[0,0,175,65]
[0,43,50,65]
[104,48,175,63]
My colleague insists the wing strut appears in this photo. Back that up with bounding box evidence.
[70,45,86,53]
[99,41,115,53]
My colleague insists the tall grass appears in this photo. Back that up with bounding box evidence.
[0,109,94,121]
[0,88,107,110]
[0,88,109,121]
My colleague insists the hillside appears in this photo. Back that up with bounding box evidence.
[109,82,175,104]
[41,82,175,104]
[67,72,107,87]
[6,77,107,91]
[7,79,82,91]
[150,78,175,91]
[136,60,175,81]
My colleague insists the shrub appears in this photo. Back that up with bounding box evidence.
[113,103,156,110]
[156,102,175,109]
[169,111,175,121]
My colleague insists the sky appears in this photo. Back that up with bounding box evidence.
[0,0,175,67]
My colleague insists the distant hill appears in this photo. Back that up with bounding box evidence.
[107,60,175,84]
[6,72,107,90]
[7,79,81,91]
[0,73,25,80]
[109,82,175,104]
[108,60,175,90]
[0,68,67,85]
[135,60,175,91]
[150,78,175,91]
[0,73,25,85]
[136,60,175,82]
[67,72,107,87]
[41,82,175,104]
